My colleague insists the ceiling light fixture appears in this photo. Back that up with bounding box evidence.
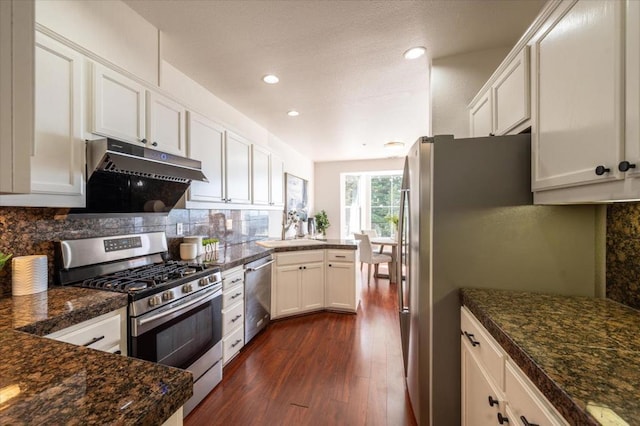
[403,46,426,60]
[287,110,300,117]
[262,74,279,84]
[384,141,405,150]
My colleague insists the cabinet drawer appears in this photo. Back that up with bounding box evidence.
[47,311,122,353]
[222,301,244,335]
[222,266,244,291]
[223,325,244,364]
[326,250,355,262]
[276,250,324,266]
[223,283,244,309]
[460,307,506,391]
[505,360,567,426]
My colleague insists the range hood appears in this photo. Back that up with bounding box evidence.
[72,138,208,215]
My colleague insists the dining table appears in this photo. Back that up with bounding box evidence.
[370,236,398,283]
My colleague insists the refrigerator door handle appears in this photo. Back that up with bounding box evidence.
[398,187,409,311]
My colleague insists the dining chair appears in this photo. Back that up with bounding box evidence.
[354,233,392,286]
[361,229,383,254]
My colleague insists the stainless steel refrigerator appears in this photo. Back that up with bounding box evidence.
[397,134,602,425]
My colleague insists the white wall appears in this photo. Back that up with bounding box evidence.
[314,157,405,240]
[431,47,510,138]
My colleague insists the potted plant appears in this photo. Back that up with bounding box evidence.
[314,210,330,237]
[0,251,12,272]
[385,214,399,234]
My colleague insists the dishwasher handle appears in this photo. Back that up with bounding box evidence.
[246,259,274,272]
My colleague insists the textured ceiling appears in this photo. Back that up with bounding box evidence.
[124,0,546,162]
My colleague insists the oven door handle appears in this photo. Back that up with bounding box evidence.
[137,288,219,328]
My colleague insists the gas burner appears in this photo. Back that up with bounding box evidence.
[124,281,148,292]
[181,267,197,276]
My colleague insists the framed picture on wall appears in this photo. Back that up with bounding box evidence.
[285,173,308,221]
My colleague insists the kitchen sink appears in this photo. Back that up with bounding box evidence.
[256,239,327,248]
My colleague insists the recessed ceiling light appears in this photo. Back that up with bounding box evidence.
[287,110,299,117]
[403,46,426,60]
[384,141,405,150]
[262,74,279,84]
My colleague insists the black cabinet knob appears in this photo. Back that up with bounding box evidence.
[497,412,509,424]
[488,395,499,407]
[151,141,158,147]
[618,161,636,172]
[463,331,480,347]
[489,132,495,136]
[595,165,610,176]
[141,138,148,144]
[520,416,539,426]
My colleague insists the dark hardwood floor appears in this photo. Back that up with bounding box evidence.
[185,271,417,426]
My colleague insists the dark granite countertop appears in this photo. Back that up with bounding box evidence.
[0,287,192,425]
[461,288,640,426]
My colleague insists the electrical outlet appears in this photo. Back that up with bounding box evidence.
[176,223,184,235]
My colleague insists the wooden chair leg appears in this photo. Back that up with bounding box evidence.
[367,263,372,286]
[374,263,379,277]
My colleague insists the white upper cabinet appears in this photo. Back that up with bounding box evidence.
[186,111,225,203]
[32,32,84,196]
[469,91,493,138]
[469,47,530,138]
[492,47,530,136]
[270,153,284,207]
[0,30,85,207]
[146,91,186,156]
[251,144,270,205]
[90,62,146,145]
[0,0,33,194]
[224,131,252,204]
[532,0,623,192]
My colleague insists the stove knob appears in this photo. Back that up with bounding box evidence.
[148,295,161,307]
[182,284,192,293]
[208,275,217,283]
[162,291,174,301]
[199,278,208,287]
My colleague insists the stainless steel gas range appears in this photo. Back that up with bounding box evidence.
[55,231,222,417]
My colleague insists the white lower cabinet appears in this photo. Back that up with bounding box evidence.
[222,266,245,364]
[325,249,358,312]
[272,248,358,319]
[461,307,567,426]
[272,250,325,319]
[46,307,126,355]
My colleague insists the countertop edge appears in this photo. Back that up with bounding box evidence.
[460,289,599,426]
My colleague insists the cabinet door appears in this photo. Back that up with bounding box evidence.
[225,131,252,204]
[0,0,33,194]
[91,62,146,144]
[469,91,493,137]
[326,261,356,311]
[300,262,325,311]
[274,265,302,317]
[626,0,640,176]
[147,91,186,156]
[492,47,530,135]
[187,111,225,203]
[252,144,270,205]
[532,0,624,191]
[31,32,84,196]
[270,153,284,206]
[461,338,503,426]
[504,360,566,426]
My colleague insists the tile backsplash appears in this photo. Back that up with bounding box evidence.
[0,207,270,297]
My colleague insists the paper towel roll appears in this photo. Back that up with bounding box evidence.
[12,255,48,296]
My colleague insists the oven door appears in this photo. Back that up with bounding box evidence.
[130,286,222,375]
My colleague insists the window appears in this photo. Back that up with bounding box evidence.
[341,171,402,238]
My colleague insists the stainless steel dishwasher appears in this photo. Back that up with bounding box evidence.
[244,254,274,343]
